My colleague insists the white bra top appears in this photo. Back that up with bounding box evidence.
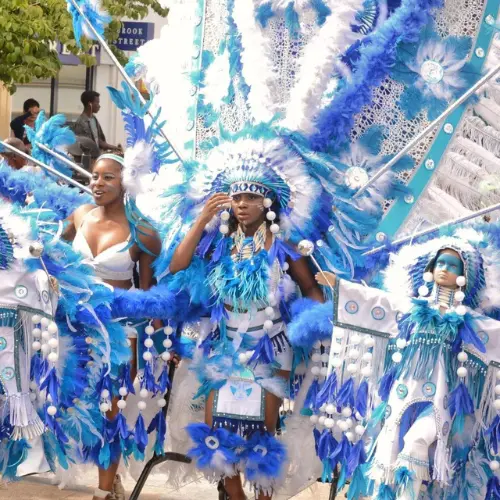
[72,209,135,281]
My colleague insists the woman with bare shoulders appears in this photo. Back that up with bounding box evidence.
[64,154,161,500]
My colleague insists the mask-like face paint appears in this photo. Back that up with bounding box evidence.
[433,249,464,288]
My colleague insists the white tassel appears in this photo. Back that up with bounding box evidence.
[432,438,452,486]
[9,393,45,440]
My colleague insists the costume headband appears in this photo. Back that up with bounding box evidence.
[229,181,272,198]
[97,153,125,166]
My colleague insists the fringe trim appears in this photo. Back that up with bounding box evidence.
[432,438,452,486]
[394,453,430,482]
[212,416,265,437]
[8,392,45,440]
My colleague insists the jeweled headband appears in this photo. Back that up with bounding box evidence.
[229,181,273,198]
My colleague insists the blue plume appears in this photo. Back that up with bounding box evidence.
[347,463,373,499]
[284,2,300,38]
[337,377,355,408]
[486,415,500,455]
[454,315,486,353]
[310,0,331,25]
[376,483,396,500]
[394,467,415,498]
[355,379,369,417]
[44,407,69,445]
[134,413,148,457]
[119,364,136,395]
[147,409,167,456]
[67,0,111,48]
[486,476,500,499]
[449,382,474,434]
[317,429,338,461]
[141,360,159,394]
[157,366,171,393]
[113,412,132,441]
[313,427,321,455]
[347,439,366,477]
[30,353,42,385]
[0,439,30,481]
[330,434,351,467]
[366,401,387,433]
[95,364,113,398]
[302,378,320,413]
[378,367,397,402]
[39,367,60,406]
[288,299,333,350]
[316,371,337,407]
[248,333,275,366]
[255,2,274,27]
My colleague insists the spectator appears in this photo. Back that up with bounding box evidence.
[0,137,28,170]
[73,90,120,154]
[10,98,40,145]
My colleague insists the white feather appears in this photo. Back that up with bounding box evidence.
[122,140,154,198]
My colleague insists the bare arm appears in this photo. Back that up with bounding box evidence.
[288,256,325,303]
[169,193,232,274]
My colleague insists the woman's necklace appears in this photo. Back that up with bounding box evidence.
[232,222,267,263]
[433,285,455,310]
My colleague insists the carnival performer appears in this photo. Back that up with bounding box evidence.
[63,153,162,500]
[298,229,500,499]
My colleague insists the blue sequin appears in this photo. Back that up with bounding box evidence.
[478,330,489,344]
[345,301,359,314]
[42,290,49,304]
[443,395,448,409]
[396,384,408,399]
[422,382,436,397]
[2,367,15,380]
[371,306,385,320]
[15,285,28,299]
[384,405,392,418]
[0,337,6,351]
[442,421,450,436]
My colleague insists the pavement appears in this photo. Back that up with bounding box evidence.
[0,472,341,500]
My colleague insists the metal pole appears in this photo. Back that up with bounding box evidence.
[363,201,500,256]
[66,0,184,165]
[0,140,92,195]
[354,61,500,198]
[36,143,92,179]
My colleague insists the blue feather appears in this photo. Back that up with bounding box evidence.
[486,476,500,499]
[248,334,275,366]
[255,2,274,27]
[376,483,396,500]
[316,371,337,407]
[347,439,366,477]
[310,0,331,25]
[378,367,397,402]
[355,379,369,417]
[486,415,500,455]
[394,467,415,498]
[337,377,355,408]
[288,299,333,350]
[67,0,111,48]
[302,378,320,413]
[284,2,300,38]
[449,382,474,434]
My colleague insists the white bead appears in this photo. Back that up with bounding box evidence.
[362,352,373,362]
[361,366,373,377]
[32,314,41,324]
[119,387,128,397]
[219,224,229,235]
[101,389,110,399]
[324,418,335,429]
[47,405,57,416]
[320,366,328,377]
[331,343,342,354]
[163,326,174,336]
[157,399,166,408]
[355,425,365,436]
[263,320,274,331]
[396,339,407,350]
[456,276,466,287]
[455,305,467,316]
[32,341,41,351]
[270,223,280,234]
[494,399,500,411]
[311,366,321,376]
[117,400,127,410]
[41,344,50,354]
[41,317,50,328]
[342,407,353,418]
[311,353,321,363]
[143,351,153,361]
[418,285,429,297]
[392,352,403,363]
[490,460,500,472]
[100,402,110,413]
[334,329,344,340]
[162,351,171,362]
[331,358,343,368]
[137,401,147,411]
[495,385,500,396]
[326,403,336,414]
[41,330,50,340]
[313,341,322,349]
[310,414,319,424]
[338,420,348,431]
[47,322,58,334]
[220,210,230,221]
[423,272,434,283]
[144,338,154,348]
[263,198,273,208]
[347,363,358,374]
[364,337,375,347]
[140,388,149,399]
[32,328,41,338]
[319,404,327,412]
[265,306,274,318]
[455,291,465,303]
[266,211,276,221]
[145,325,155,335]
[351,334,361,345]
[282,262,289,271]
[345,418,353,429]
[320,353,329,363]
[345,431,354,442]
[238,353,247,364]
[318,416,326,426]
[48,352,59,363]
[163,338,173,348]
[48,337,58,348]
[457,351,468,362]
[457,366,468,378]
[348,349,360,359]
